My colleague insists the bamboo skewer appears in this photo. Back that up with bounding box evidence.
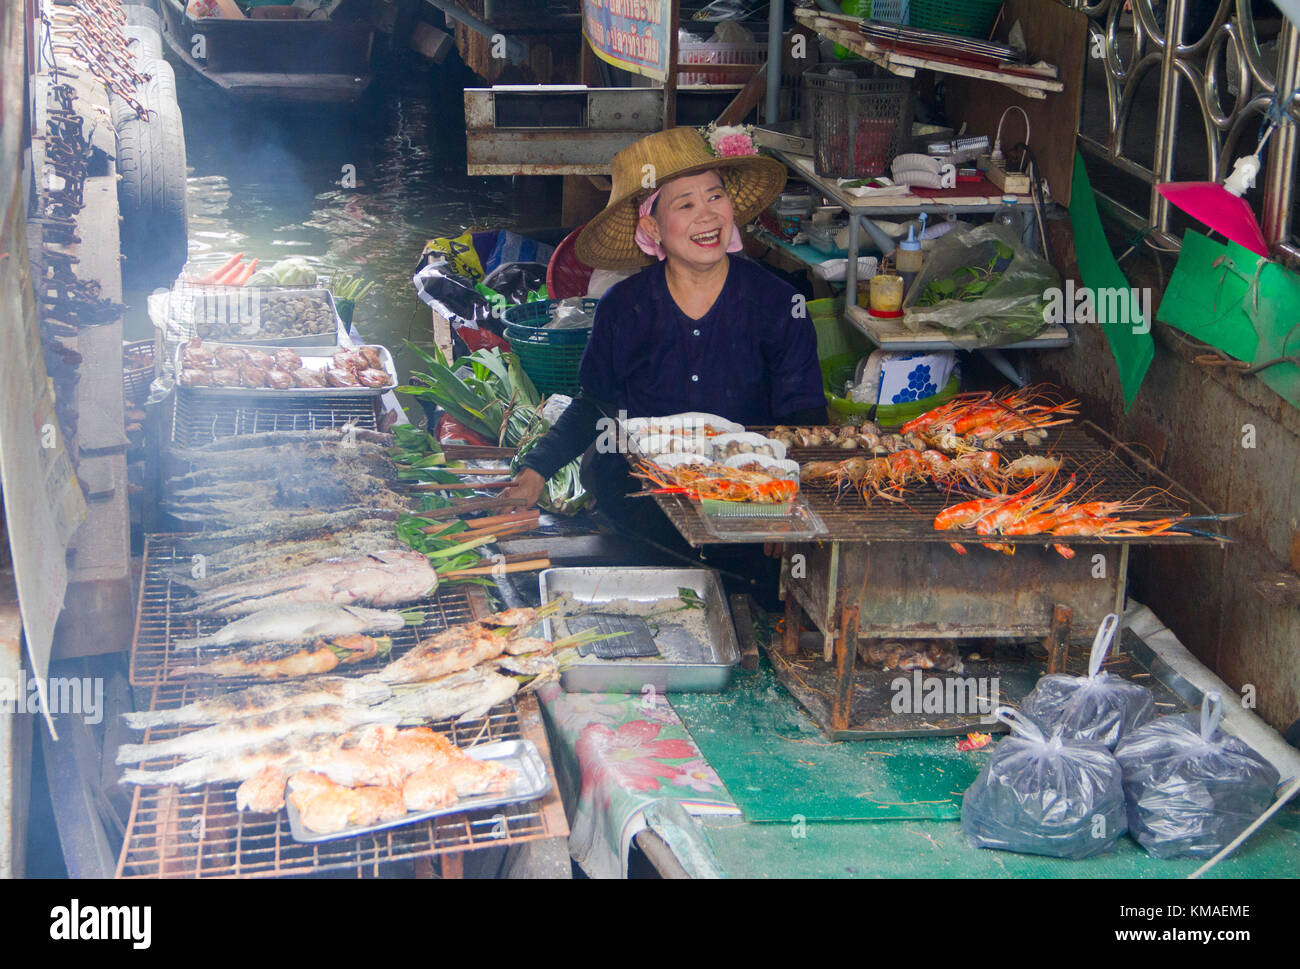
[409,480,513,492]
[440,557,550,579]
[431,467,515,477]
[440,445,517,460]
[418,511,539,535]
[442,496,522,515]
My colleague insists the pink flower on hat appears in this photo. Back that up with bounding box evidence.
[715,132,756,157]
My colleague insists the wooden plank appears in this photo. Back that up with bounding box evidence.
[716,62,768,127]
[727,593,760,671]
[944,0,1088,205]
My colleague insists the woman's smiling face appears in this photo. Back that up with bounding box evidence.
[639,171,735,271]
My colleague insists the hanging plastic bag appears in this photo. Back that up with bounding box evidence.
[1115,692,1280,859]
[1020,614,1155,750]
[962,708,1127,859]
[482,262,548,307]
[419,231,485,283]
[903,222,1059,347]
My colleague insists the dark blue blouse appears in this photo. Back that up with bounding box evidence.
[578,257,826,425]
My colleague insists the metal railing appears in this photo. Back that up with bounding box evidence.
[1071,0,1299,265]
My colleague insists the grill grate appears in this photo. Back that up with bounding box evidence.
[120,535,561,878]
[661,422,1226,547]
[171,390,380,449]
[131,535,482,688]
[115,692,548,878]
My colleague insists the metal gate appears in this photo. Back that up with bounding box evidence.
[1070,0,1299,265]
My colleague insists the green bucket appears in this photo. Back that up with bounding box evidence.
[502,298,595,397]
[810,296,961,427]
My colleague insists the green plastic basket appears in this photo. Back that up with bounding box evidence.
[502,299,595,397]
[908,0,1002,38]
[809,296,961,426]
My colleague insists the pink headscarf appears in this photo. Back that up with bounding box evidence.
[633,186,744,261]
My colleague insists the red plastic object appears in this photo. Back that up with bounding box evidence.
[454,322,510,354]
[546,225,595,299]
[435,413,495,447]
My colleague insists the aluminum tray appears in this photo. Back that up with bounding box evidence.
[174,342,398,397]
[540,567,739,693]
[168,286,344,348]
[286,739,552,844]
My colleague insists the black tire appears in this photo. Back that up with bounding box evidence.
[116,57,188,284]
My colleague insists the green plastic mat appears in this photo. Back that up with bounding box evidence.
[695,806,1300,879]
[669,659,989,823]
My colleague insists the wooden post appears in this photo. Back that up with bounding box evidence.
[1044,603,1073,674]
[662,0,680,129]
[781,590,801,658]
[830,596,860,732]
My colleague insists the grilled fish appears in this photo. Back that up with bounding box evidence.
[115,704,403,764]
[170,509,399,550]
[168,636,390,680]
[173,603,409,651]
[122,676,392,729]
[180,549,437,615]
[376,628,549,685]
[174,532,402,592]
[175,427,393,454]
[370,667,520,723]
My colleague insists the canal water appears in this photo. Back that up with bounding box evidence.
[124,51,558,390]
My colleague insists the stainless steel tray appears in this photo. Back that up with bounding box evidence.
[540,567,740,693]
[286,739,551,843]
[168,286,344,348]
[174,342,398,397]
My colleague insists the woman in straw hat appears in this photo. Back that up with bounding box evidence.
[504,127,826,563]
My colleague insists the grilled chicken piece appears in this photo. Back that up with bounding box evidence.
[401,764,458,812]
[437,756,517,798]
[236,766,287,813]
[348,786,406,827]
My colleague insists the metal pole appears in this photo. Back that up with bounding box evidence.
[765,0,783,124]
[1261,19,1299,250]
[1149,0,1188,237]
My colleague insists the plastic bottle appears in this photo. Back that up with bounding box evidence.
[896,221,924,299]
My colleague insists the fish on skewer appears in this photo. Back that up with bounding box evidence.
[172,603,410,651]
[369,667,522,723]
[178,549,438,616]
[168,509,399,550]
[168,636,391,679]
[173,427,393,453]
[115,704,404,765]
[120,731,406,788]
[122,676,393,729]
[175,533,403,592]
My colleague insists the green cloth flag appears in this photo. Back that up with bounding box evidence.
[1068,151,1155,410]
[1158,231,1300,411]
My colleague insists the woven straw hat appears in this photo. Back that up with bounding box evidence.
[574,127,787,271]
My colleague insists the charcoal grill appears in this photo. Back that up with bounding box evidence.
[654,421,1229,739]
[120,536,567,877]
[171,388,381,449]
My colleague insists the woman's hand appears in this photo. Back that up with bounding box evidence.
[502,467,546,508]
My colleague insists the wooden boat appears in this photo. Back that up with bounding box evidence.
[156,0,377,104]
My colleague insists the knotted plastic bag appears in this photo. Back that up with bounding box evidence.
[962,708,1127,859]
[1020,614,1154,750]
[1115,692,1280,859]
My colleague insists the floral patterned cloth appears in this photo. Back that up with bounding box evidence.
[537,684,740,878]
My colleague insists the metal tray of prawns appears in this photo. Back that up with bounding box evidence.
[285,739,552,843]
[174,342,398,398]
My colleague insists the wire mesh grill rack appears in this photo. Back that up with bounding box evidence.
[115,689,552,879]
[171,389,380,449]
[656,422,1228,548]
[131,535,481,688]
[120,536,563,877]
